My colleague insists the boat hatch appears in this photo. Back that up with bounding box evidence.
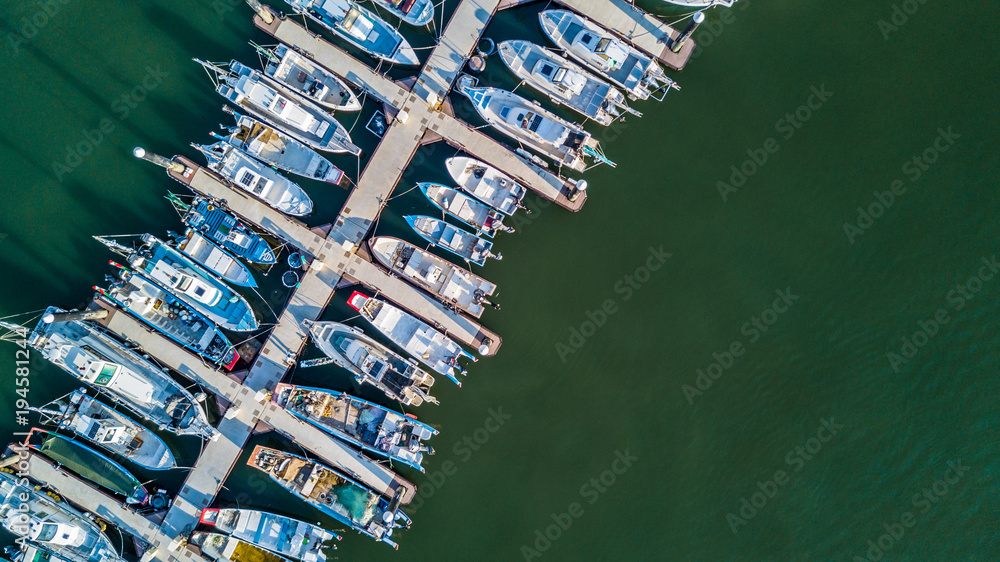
[499,106,511,119]
[595,37,611,54]
[95,363,117,385]
[237,169,259,188]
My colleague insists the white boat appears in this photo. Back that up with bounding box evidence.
[499,40,641,126]
[405,215,501,266]
[283,0,419,66]
[258,43,362,111]
[456,76,613,172]
[305,321,438,406]
[0,472,124,562]
[663,0,735,7]
[194,141,314,217]
[373,0,434,27]
[348,291,473,385]
[445,156,527,215]
[419,182,513,238]
[217,109,346,185]
[539,10,678,101]
[199,508,339,562]
[2,307,217,436]
[370,236,498,318]
[173,229,256,289]
[195,59,360,155]
[32,389,177,471]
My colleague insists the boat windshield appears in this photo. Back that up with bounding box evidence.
[34,523,59,542]
[595,38,612,54]
[95,363,118,385]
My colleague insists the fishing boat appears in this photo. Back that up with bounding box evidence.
[404,215,500,266]
[538,10,678,101]
[304,321,438,406]
[418,183,513,238]
[24,429,148,505]
[663,0,735,7]
[282,0,419,66]
[200,508,339,562]
[347,291,473,385]
[216,109,345,185]
[369,236,498,318]
[273,384,437,472]
[372,0,434,27]
[95,234,258,332]
[195,59,360,155]
[189,532,290,562]
[194,141,314,217]
[2,306,216,436]
[31,390,176,471]
[498,40,640,126]
[444,157,527,215]
[0,471,124,562]
[172,229,256,289]
[248,446,410,549]
[455,76,613,172]
[173,195,276,265]
[97,267,240,370]
[257,43,361,111]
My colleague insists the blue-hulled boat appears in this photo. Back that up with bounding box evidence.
[417,182,513,238]
[97,266,240,370]
[172,194,277,265]
[249,446,409,549]
[404,215,501,266]
[95,234,258,332]
[272,384,437,472]
[283,0,419,66]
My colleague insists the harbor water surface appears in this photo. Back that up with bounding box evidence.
[0,0,998,560]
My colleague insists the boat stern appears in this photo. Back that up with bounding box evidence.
[347,291,370,312]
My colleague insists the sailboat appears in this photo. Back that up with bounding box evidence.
[282,0,419,66]
[404,215,500,266]
[193,141,314,217]
[444,157,527,215]
[195,59,360,155]
[172,195,277,265]
[273,384,437,471]
[199,508,339,561]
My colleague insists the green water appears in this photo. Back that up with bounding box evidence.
[1,0,998,560]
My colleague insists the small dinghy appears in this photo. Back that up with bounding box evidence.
[418,182,513,238]
[405,215,501,266]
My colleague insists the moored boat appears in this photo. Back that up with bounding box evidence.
[418,183,513,238]
[195,59,360,155]
[373,0,435,27]
[498,39,640,126]
[444,157,527,215]
[0,471,124,562]
[455,76,613,171]
[282,0,419,66]
[194,141,314,217]
[97,267,240,370]
[95,234,258,332]
[173,229,256,289]
[24,429,149,505]
[1,306,216,436]
[248,446,410,549]
[304,321,438,406]
[404,215,500,266]
[199,508,339,562]
[188,532,290,562]
[272,384,437,472]
[347,291,472,385]
[217,110,345,185]
[31,390,177,470]
[538,10,678,101]
[173,195,276,265]
[369,236,498,318]
[258,43,362,111]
